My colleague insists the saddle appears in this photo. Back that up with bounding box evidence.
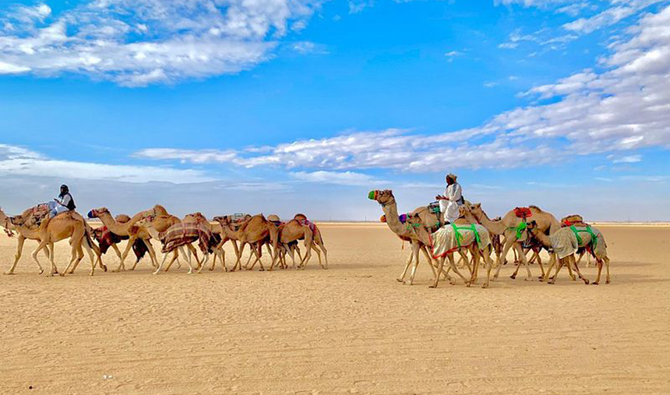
[514,207,533,219]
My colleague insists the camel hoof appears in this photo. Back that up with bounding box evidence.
[152,271,160,275]
[606,280,610,284]
[591,282,598,285]
[524,277,533,282]
[510,274,516,280]
[429,284,437,289]
[482,283,489,289]
[396,278,404,283]
[3,271,14,275]
[102,266,108,272]
[449,280,456,286]
[209,268,214,271]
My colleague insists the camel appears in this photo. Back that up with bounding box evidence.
[267,215,314,270]
[405,208,495,288]
[369,190,467,285]
[87,205,168,271]
[213,214,278,272]
[468,203,560,281]
[369,190,472,285]
[292,214,328,269]
[526,221,590,285]
[183,213,227,273]
[92,214,148,267]
[5,209,104,276]
[131,213,201,273]
[1,207,106,276]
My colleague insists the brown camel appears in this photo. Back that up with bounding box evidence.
[213,214,278,272]
[1,208,106,276]
[132,213,199,273]
[87,206,167,271]
[468,203,560,281]
[7,209,104,276]
[267,215,314,270]
[292,214,328,269]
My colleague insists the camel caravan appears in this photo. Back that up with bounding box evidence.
[368,173,611,289]
[0,186,328,276]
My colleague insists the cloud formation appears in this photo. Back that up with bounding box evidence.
[0,0,322,86]
[136,5,670,174]
[0,144,212,183]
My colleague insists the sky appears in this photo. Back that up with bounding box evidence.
[0,0,669,221]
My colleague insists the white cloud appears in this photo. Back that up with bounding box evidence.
[0,144,212,183]
[0,0,322,86]
[444,50,463,62]
[290,171,383,186]
[136,5,670,172]
[291,41,328,54]
[607,154,643,163]
[564,0,665,34]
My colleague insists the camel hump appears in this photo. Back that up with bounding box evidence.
[528,205,544,212]
[116,214,131,223]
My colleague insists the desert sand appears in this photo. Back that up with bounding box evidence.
[0,223,669,394]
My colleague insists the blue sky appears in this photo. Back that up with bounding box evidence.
[1,0,669,221]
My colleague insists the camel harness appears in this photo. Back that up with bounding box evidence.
[570,225,598,250]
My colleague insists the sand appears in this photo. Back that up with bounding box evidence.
[0,223,669,394]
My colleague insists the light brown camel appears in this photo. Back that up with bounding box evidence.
[1,208,106,276]
[183,213,227,273]
[267,215,314,270]
[87,206,167,271]
[526,220,590,285]
[10,210,104,276]
[132,213,199,273]
[1,207,50,275]
[405,209,495,288]
[368,189,467,285]
[214,214,278,272]
[468,203,560,281]
[369,190,464,285]
[292,214,328,269]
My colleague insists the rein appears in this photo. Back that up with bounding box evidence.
[2,218,15,237]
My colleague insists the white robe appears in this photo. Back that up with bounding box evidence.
[439,183,462,223]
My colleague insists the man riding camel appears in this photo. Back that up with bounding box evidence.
[48,184,76,218]
[435,173,463,224]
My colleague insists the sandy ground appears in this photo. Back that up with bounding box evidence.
[0,223,669,395]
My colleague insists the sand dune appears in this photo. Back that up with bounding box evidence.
[0,223,668,394]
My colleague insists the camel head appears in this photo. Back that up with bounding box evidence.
[458,205,478,223]
[368,190,395,206]
[115,214,132,224]
[87,207,110,219]
[294,213,307,222]
[8,214,27,226]
[468,203,486,220]
[213,215,230,225]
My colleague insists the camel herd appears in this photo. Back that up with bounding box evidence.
[369,189,611,288]
[0,204,328,277]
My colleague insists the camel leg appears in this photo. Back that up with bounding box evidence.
[116,238,139,272]
[143,239,160,269]
[569,255,590,284]
[510,243,533,281]
[6,235,44,275]
[446,253,471,286]
[429,256,446,288]
[565,257,576,281]
[398,250,415,283]
[30,240,48,275]
[47,242,58,276]
[153,250,173,275]
[164,250,180,272]
[604,257,611,284]
[316,240,328,269]
[548,258,566,284]
[481,248,495,288]
[494,235,517,280]
[408,243,422,285]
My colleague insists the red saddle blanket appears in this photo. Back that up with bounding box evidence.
[514,207,532,219]
[159,223,213,254]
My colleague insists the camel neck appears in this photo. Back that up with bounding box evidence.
[530,228,552,248]
[380,200,412,239]
[98,213,129,235]
[476,211,506,235]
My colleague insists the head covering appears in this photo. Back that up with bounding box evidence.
[59,184,69,198]
[446,173,458,182]
[267,214,281,222]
